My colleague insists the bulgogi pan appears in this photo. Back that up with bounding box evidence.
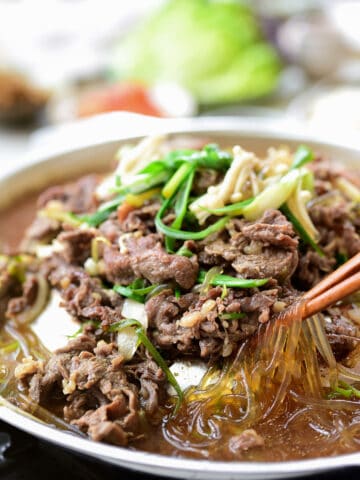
[1,135,360,461]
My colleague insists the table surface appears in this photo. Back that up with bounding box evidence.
[1,420,360,480]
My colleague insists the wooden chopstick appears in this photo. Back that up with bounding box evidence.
[304,251,360,302]
[304,270,360,319]
[277,252,360,325]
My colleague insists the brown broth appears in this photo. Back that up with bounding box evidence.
[0,193,38,253]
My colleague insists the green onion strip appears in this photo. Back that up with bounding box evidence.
[108,319,183,411]
[197,270,269,288]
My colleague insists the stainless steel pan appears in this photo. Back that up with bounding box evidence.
[1,114,359,479]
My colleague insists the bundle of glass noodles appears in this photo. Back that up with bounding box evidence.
[165,298,360,454]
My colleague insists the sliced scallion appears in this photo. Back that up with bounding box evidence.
[176,245,194,258]
[281,204,324,257]
[156,197,229,240]
[290,145,314,170]
[201,197,254,216]
[108,319,183,411]
[114,282,159,303]
[197,270,268,288]
[165,167,196,251]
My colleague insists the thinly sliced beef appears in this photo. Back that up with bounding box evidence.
[324,308,360,359]
[58,229,95,265]
[6,274,39,319]
[103,234,198,289]
[145,286,286,358]
[24,216,61,244]
[47,257,122,326]
[16,336,141,446]
[0,270,21,322]
[37,175,99,213]
[203,210,298,282]
[126,358,167,416]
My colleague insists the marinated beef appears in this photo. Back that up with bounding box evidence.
[37,175,99,213]
[202,210,299,282]
[103,234,199,289]
[16,336,141,446]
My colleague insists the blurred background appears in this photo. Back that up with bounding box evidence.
[2,0,360,166]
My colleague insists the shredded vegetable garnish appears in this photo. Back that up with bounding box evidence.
[4,254,34,283]
[162,162,195,199]
[125,187,161,207]
[201,197,254,216]
[108,319,183,411]
[176,245,194,257]
[242,169,302,220]
[197,270,269,288]
[281,204,324,256]
[165,166,196,252]
[156,196,229,240]
[290,145,314,170]
[328,381,360,399]
[114,279,159,303]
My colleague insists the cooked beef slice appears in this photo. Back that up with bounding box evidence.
[295,200,360,289]
[23,216,61,245]
[201,210,298,282]
[57,229,95,265]
[102,234,199,289]
[6,274,39,319]
[120,201,159,234]
[126,358,167,416]
[17,336,141,446]
[47,256,123,326]
[37,175,99,214]
[323,307,360,359]
[0,270,21,322]
[145,285,290,358]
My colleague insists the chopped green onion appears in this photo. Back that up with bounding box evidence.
[219,312,245,321]
[165,167,196,251]
[176,245,194,258]
[199,266,223,294]
[242,169,301,221]
[328,381,360,399]
[198,270,268,288]
[290,145,314,170]
[114,283,159,303]
[141,144,232,173]
[301,171,315,193]
[281,204,324,257]
[162,162,195,199]
[201,197,254,216]
[108,319,183,411]
[156,197,229,240]
[174,286,181,299]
